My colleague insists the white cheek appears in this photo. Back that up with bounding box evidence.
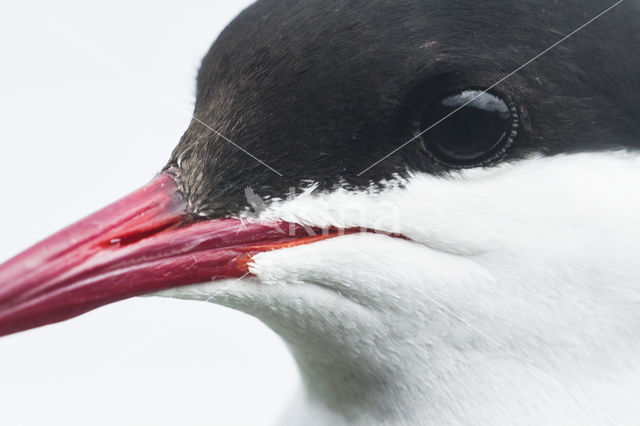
[250,151,640,349]
[249,233,493,311]
[258,151,640,258]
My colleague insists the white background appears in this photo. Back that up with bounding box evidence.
[0,1,299,425]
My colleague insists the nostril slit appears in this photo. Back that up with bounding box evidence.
[101,218,183,249]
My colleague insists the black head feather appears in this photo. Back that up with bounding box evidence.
[166,0,640,217]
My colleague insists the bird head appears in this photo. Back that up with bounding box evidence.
[2,0,640,423]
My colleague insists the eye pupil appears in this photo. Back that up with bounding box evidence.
[420,90,517,167]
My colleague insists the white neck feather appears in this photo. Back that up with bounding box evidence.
[159,152,640,425]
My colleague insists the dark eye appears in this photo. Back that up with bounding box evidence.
[418,90,518,168]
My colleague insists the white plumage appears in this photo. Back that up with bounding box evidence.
[158,152,640,425]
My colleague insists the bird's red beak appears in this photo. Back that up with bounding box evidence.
[0,171,339,337]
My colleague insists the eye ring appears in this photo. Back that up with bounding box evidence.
[417,89,519,168]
